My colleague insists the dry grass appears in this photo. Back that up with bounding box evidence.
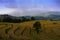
[0,20,60,40]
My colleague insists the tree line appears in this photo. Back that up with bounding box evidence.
[0,15,35,23]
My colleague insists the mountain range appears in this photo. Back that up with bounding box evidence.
[0,11,60,21]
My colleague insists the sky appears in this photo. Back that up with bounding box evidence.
[0,0,60,16]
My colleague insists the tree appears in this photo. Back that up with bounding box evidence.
[33,21,41,34]
[3,17,12,22]
[31,17,35,20]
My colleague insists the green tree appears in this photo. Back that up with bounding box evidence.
[33,21,41,34]
[31,17,35,20]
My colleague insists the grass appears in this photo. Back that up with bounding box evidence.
[0,20,60,40]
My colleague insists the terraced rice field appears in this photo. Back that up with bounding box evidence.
[0,20,60,40]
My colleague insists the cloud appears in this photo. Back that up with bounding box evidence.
[0,6,60,16]
[8,7,60,16]
[0,8,16,14]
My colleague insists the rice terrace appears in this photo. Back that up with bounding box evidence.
[0,20,60,40]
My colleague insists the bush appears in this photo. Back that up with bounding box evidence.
[33,21,41,34]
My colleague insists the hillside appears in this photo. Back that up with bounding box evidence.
[0,14,60,23]
[0,20,60,40]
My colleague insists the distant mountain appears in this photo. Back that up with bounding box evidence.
[36,11,60,17]
[19,14,60,20]
[33,14,60,20]
[33,11,60,20]
[9,11,60,17]
[46,14,60,20]
[46,11,60,15]
[0,11,60,23]
[0,14,23,23]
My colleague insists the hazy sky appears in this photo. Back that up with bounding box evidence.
[0,0,60,16]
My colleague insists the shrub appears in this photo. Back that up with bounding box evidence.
[33,21,41,34]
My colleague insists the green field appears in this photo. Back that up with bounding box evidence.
[0,20,60,40]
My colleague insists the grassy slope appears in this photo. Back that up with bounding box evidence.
[0,20,60,40]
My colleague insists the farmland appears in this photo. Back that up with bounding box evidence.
[0,20,60,40]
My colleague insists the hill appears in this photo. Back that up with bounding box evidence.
[0,14,22,23]
[0,13,60,23]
